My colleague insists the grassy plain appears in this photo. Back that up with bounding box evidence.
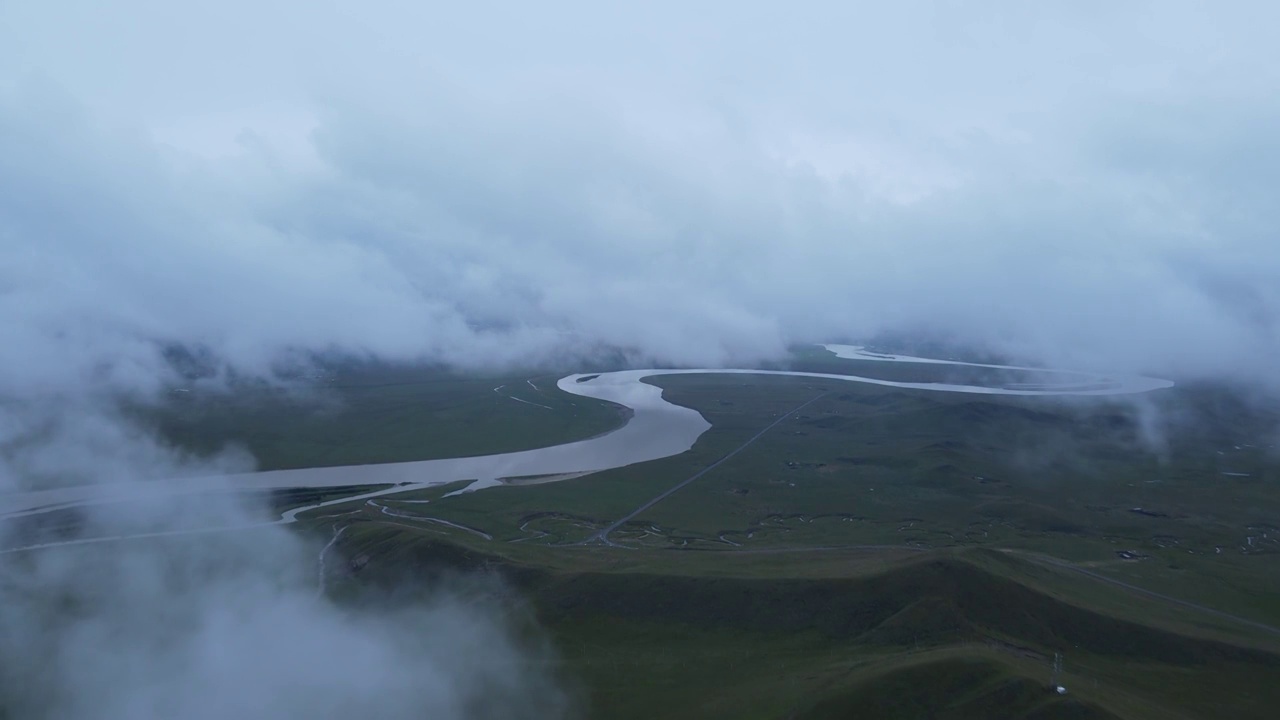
[167,348,1280,718]
[143,363,626,470]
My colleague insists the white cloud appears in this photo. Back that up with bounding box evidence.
[5,1,1276,388]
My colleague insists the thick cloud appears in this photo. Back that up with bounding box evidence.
[3,1,1279,390]
[2,1,1277,395]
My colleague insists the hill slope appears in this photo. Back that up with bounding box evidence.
[330,526,1280,719]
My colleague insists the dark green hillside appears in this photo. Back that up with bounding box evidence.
[324,528,1280,720]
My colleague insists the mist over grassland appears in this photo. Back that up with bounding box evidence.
[2,1,1279,718]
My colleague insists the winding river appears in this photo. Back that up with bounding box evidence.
[0,345,1173,526]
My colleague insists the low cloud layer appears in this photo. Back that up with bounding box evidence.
[0,510,571,720]
[2,0,1278,396]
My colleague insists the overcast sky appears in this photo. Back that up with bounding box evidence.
[2,0,1278,397]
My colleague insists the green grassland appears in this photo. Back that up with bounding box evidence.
[153,348,1280,718]
[345,373,1279,625]
[141,363,627,471]
[319,528,1280,720]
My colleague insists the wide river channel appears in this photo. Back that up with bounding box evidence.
[0,345,1173,523]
